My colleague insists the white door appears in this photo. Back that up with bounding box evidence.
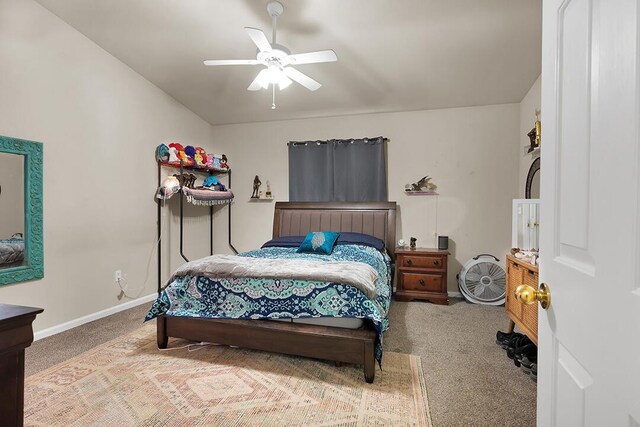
[538,0,640,425]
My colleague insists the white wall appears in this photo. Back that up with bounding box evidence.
[0,152,24,238]
[0,0,215,332]
[212,104,521,291]
[519,76,541,196]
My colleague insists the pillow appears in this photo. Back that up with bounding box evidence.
[261,235,305,248]
[297,231,340,255]
[336,232,385,252]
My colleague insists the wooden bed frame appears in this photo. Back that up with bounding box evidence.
[157,201,397,383]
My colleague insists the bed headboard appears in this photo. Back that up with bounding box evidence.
[273,202,397,257]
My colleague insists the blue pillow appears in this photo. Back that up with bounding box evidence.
[262,235,305,248]
[297,232,340,255]
[336,232,386,252]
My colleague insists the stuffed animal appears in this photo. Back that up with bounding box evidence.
[184,145,196,160]
[168,143,194,166]
[195,147,208,164]
[221,154,229,169]
[194,153,205,167]
[156,144,170,162]
[168,147,179,163]
[203,176,218,187]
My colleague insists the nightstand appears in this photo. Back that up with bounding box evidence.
[394,247,450,305]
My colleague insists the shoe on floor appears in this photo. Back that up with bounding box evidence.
[501,333,526,350]
[514,343,537,367]
[496,331,520,346]
[520,355,537,374]
[506,336,532,358]
[530,363,537,382]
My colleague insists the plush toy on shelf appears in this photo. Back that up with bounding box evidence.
[168,143,193,166]
[156,144,170,162]
[184,145,197,160]
[168,146,180,163]
[202,175,227,191]
[195,147,208,167]
[221,154,229,169]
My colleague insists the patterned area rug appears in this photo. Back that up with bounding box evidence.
[25,323,431,426]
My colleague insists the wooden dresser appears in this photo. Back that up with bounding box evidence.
[505,255,538,344]
[394,247,450,305]
[0,304,43,427]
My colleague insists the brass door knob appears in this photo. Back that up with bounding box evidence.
[514,283,551,309]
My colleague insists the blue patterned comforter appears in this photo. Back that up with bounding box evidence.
[145,244,392,362]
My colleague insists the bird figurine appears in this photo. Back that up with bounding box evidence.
[407,176,437,192]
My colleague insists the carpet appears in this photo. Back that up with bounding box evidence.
[25,322,431,426]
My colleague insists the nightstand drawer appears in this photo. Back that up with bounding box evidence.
[400,256,444,270]
[400,272,444,292]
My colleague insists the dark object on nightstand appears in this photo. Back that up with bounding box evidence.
[395,247,450,305]
[409,237,417,249]
[438,235,449,250]
[0,304,43,427]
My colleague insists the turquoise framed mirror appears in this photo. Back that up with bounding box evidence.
[0,135,43,285]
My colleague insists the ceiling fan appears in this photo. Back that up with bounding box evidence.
[203,1,337,108]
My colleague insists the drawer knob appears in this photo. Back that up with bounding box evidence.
[433,260,440,266]
[406,259,413,266]
[514,283,551,310]
[419,279,425,285]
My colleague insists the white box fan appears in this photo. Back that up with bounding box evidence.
[457,254,506,305]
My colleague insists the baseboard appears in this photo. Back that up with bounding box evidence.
[34,293,157,341]
[448,291,463,299]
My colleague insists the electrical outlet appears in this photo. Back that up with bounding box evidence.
[114,270,123,282]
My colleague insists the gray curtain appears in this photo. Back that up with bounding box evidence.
[288,137,387,202]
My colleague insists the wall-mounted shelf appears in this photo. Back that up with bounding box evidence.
[404,190,439,196]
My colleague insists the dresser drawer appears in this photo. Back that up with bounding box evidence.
[400,255,445,270]
[400,272,444,292]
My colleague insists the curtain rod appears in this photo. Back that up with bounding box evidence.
[288,137,389,147]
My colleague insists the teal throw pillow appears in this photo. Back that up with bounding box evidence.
[297,231,340,255]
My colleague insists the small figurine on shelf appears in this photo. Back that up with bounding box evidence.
[251,175,262,198]
[410,237,417,249]
[406,175,437,193]
[220,154,229,169]
[265,181,272,198]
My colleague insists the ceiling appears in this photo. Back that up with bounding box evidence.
[35,0,542,126]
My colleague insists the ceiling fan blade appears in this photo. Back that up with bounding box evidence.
[247,69,268,91]
[203,59,259,66]
[283,67,322,91]
[288,50,338,65]
[245,27,272,52]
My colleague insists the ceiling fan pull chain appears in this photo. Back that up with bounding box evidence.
[272,85,276,109]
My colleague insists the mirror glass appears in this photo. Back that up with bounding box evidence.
[0,152,25,268]
[529,169,540,198]
[512,199,540,251]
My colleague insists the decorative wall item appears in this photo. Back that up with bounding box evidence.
[527,110,541,153]
[404,175,438,195]
[0,135,44,286]
[251,175,262,198]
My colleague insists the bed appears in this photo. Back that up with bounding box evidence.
[0,234,25,267]
[147,201,396,383]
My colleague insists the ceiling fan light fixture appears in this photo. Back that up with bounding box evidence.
[256,65,291,90]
